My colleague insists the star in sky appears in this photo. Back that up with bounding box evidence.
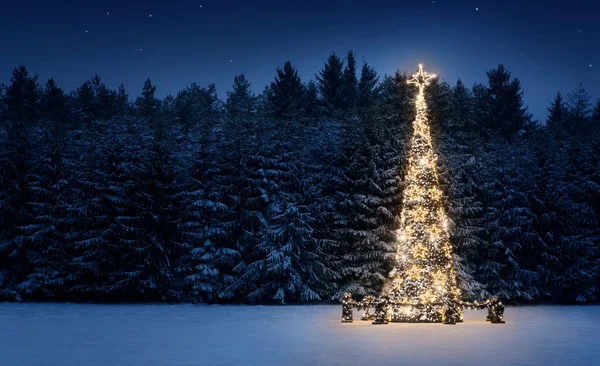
[149,14,153,18]
[475,7,479,11]
[106,12,110,15]
[590,64,593,68]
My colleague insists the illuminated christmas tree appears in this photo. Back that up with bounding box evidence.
[386,64,462,323]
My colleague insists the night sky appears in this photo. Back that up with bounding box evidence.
[1,0,599,121]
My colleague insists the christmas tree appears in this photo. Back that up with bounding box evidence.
[386,64,462,323]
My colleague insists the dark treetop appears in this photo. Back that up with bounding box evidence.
[1,0,599,121]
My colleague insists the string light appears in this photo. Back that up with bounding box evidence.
[341,293,355,323]
[385,64,462,323]
[359,296,376,321]
[340,64,505,325]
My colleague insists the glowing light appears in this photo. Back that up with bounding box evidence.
[387,64,462,322]
[420,289,437,303]
[413,244,428,259]
[407,64,437,95]
[406,264,424,280]
[339,64,506,325]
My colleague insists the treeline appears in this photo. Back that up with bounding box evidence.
[1,52,599,304]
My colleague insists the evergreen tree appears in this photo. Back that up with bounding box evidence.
[438,80,488,300]
[303,80,321,122]
[547,92,566,131]
[136,78,159,119]
[14,77,71,299]
[265,61,306,120]
[226,75,256,122]
[566,83,592,134]
[217,74,264,300]
[90,75,117,120]
[247,202,325,303]
[340,51,358,113]
[358,61,379,111]
[41,78,66,122]
[476,139,540,300]
[116,115,180,301]
[528,134,598,302]
[61,117,115,300]
[0,66,41,300]
[72,80,95,123]
[328,105,397,298]
[115,84,130,116]
[175,83,219,132]
[376,72,413,125]
[3,66,41,123]
[448,79,473,131]
[316,53,344,112]
[175,83,225,302]
[176,134,228,302]
[473,64,531,140]
[16,114,69,299]
[441,153,488,300]
[424,78,453,133]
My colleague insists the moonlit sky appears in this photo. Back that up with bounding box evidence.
[1,0,598,121]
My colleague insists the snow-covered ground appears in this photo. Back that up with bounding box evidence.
[0,303,598,366]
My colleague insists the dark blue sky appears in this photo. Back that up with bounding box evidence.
[1,0,598,121]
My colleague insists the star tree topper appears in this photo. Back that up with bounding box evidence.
[408,64,437,95]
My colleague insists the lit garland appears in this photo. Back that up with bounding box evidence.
[359,295,375,321]
[340,64,506,325]
[341,293,355,323]
[460,298,506,324]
